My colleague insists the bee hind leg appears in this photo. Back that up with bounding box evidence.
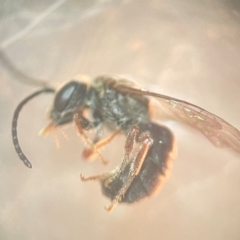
[105,129,153,212]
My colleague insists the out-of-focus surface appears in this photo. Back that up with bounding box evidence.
[1,0,240,239]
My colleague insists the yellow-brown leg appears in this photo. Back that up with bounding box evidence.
[74,112,108,164]
[80,172,110,181]
[82,129,121,159]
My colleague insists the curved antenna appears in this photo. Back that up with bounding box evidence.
[12,87,55,168]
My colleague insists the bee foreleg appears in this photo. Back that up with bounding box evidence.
[74,112,108,164]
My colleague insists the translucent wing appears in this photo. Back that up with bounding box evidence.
[114,81,240,154]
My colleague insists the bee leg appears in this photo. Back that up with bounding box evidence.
[80,125,140,183]
[80,130,121,180]
[80,172,110,181]
[105,132,153,212]
[82,129,121,159]
[93,124,103,143]
[104,125,141,187]
[74,112,108,164]
[119,125,141,171]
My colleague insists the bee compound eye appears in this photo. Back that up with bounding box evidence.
[54,81,78,112]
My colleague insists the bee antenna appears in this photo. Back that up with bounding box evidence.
[12,87,55,168]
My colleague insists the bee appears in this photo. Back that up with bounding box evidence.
[12,75,240,211]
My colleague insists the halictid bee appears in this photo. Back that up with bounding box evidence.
[12,75,240,211]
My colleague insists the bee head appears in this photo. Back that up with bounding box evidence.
[40,81,88,135]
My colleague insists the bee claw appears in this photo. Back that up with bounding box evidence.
[104,205,112,212]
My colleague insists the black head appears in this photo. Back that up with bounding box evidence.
[49,81,88,126]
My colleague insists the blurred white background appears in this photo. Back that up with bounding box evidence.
[1,0,240,239]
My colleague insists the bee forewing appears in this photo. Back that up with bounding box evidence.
[114,82,240,154]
